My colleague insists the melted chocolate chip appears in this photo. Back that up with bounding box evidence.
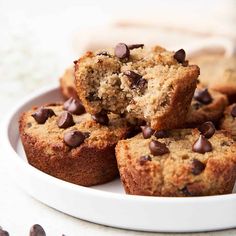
[194,88,213,105]
[124,70,147,90]
[64,130,85,147]
[191,159,206,175]
[141,126,154,139]
[174,49,186,63]
[231,104,236,117]
[63,98,85,115]
[192,135,213,154]
[139,155,152,165]
[57,112,75,129]
[30,224,46,236]
[114,43,130,59]
[32,107,55,124]
[198,121,215,139]
[96,51,111,57]
[149,140,169,156]
[128,44,144,50]
[154,130,169,139]
[91,111,109,125]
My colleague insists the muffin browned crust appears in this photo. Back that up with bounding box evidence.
[220,104,236,140]
[74,45,199,130]
[185,88,228,127]
[19,104,129,186]
[116,129,236,197]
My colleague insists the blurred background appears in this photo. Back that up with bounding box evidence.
[0,0,235,112]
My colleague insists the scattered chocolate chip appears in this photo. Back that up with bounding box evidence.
[96,51,111,57]
[91,111,109,125]
[154,130,169,139]
[194,88,213,105]
[32,107,55,124]
[124,70,147,90]
[192,135,213,154]
[115,43,130,59]
[0,229,9,236]
[128,44,144,50]
[64,130,85,148]
[57,112,75,129]
[198,121,215,139]
[191,159,206,175]
[181,186,192,196]
[174,49,186,63]
[141,126,154,139]
[149,140,169,156]
[30,224,46,236]
[125,126,142,139]
[63,98,85,115]
[231,104,236,117]
[139,155,152,165]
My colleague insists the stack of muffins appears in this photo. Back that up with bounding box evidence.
[19,43,236,197]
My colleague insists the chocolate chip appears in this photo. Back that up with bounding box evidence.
[32,107,55,124]
[154,130,169,139]
[125,126,142,139]
[194,88,213,105]
[231,104,236,117]
[181,186,192,196]
[0,229,9,236]
[63,98,85,115]
[83,132,91,138]
[64,130,85,147]
[139,155,152,165]
[124,70,147,90]
[115,43,130,59]
[91,111,109,125]
[192,135,213,154]
[149,140,169,156]
[57,112,75,129]
[128,44,144,50]
[174,49,186,63]
[198,121,215,139]
[191,159,206,175]
[141,126,154,139]
[73,60,78,64]
[30,224,46,236]
[97,51,111,57]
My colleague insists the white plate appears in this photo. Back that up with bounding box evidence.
[2,85,236,233]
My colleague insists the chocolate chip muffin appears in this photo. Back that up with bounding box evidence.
[19,99,130,186]
[192,54,236,103]
[74,44,200,130]
[185,87,228,127]
[220,104,236,140]
[60,67,78,100]
[116,122,236,196]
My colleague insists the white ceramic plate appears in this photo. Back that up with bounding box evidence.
[2,86,236,233]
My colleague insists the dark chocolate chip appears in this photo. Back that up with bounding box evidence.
[231,104,236,117]
[30,224,46,236]
[57,112,75,129]
[64,130,85,148]
[194,88,213,105]
[73,60,78,64]
[181,186,192,196]
[115,43,130,59]
[154,130,169,139]
[128,44,144,50]
[124,70,147,90]
[139,155,152,165]
[191,159,206,175]
[91,111,109,126]
[192,135,213,154]
[96,51,111,57]
[141,126,154,139]
[198,121,215,139]
[63,98,85,115]
[149,140,169,156]
[174,49,186,63]
[32,107,55,124]
[0,229,9,236]
[125,126,142,139]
